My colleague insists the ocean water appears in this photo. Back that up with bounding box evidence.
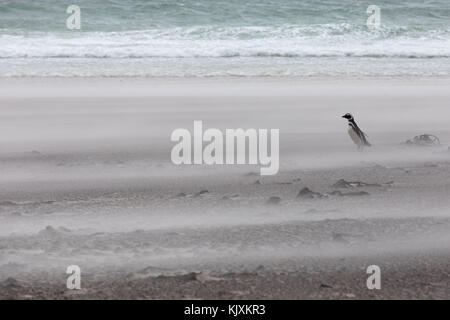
[0,0,449,77]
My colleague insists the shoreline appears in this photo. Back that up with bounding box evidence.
[1,75,450,99]
[3,74,450,84]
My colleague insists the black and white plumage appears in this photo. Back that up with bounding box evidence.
[342,113,371,149]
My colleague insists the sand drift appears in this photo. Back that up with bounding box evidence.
[0,78,449,299]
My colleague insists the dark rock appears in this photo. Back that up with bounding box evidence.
[332,179,353,188]
[304,208,319,214]
[38,225,60,237]
[1,277,21,288]
[424,162,438,168]
[372,164,387,169]
[332,179,381,188]
[266,196,282,205]
[157,272,197,281]
[176,192,186,198]
[157,272,223,283]
[0,201,18,206]
[332,232,350,243]
[222,194,239,200]
[329,190,370,197]
[297,187,324,199]
[343,191,370,196]
[194,190,209,197]
[253,180,262,185]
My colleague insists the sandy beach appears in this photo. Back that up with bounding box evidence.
[0,78,449,299]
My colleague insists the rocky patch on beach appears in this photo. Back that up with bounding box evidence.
[266,196,282,205]
[328,190,370,197]
[332,179,381,188]
[297,187,326,199]
[222,194,239,201]
[194,190,209,197]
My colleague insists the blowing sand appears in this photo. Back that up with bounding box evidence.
[0,77,449,299]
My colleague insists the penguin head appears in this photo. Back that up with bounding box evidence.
[342,113,354,121]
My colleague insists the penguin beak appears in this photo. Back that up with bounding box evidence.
[342,115,347,119]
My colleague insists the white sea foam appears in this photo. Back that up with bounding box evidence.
[1,25,450,59]
[0,0,449,77]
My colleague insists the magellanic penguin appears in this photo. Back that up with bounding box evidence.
[342,113,371,150]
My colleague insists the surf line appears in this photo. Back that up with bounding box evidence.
[171,121,279,175]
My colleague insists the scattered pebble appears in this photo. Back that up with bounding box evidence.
[332,179,380,188]
[194,273,225,283]
[128,266,177,279]
[156,272,224,283]
[329,190,370,197]
[194,190,209,197]
[37,225,71,237]
[1,277,21,288]
[297,187,325,199]
[266,196,282,205]
[256,265,265,272]
[0,201,18,207]
[424,162,438,168]
[222,194,239,200]
[332,233,349,243]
